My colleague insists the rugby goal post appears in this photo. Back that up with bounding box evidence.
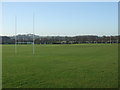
[14,13,35,55]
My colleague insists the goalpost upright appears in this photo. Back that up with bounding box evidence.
[15,16,17,54]
[33,12,35,55]
[110,35,112,44]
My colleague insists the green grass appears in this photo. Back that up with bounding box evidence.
[2,44,118,88]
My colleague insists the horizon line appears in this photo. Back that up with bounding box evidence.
[0,34,119,37]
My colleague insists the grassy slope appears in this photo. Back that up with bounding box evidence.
[2,44,118,88]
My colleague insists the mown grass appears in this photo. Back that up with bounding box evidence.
[2,44,118,88]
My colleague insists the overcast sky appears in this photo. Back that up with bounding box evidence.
[2,2,118,36]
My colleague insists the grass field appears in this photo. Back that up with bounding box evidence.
[2,44,118,88]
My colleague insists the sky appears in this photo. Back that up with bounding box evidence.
[2,2,118,36]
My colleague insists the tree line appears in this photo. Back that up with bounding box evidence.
[0,34,120,44]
